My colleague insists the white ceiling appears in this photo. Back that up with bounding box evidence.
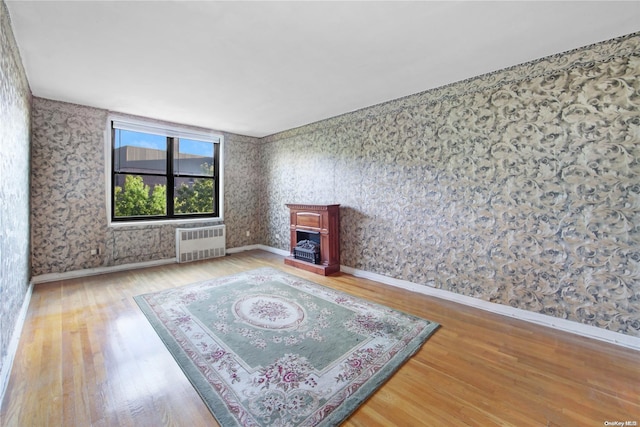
[6,1,640,138]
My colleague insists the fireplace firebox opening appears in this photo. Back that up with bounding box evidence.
[294,230,321,264]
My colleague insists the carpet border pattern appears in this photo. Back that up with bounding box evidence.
[134,267,439,426]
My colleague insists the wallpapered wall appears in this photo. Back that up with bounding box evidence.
[30,98,261,276]
[29,33,640,337]
[0,0,31,380]
[261,33,640,337]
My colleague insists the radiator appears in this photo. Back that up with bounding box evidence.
[176,225,226,263]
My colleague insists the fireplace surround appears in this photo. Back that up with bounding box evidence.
[284,204,340,275]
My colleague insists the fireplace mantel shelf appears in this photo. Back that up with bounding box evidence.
[284,204,340,276]
[285,203,340,211]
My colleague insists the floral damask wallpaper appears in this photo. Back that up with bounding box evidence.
[0,0,31,378]
[262,33,640,336]
[31,99,109,273]
[30,99,262,275]
[28,31,640,337]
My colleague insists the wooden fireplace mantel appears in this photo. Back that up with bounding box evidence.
[284,204,340,276]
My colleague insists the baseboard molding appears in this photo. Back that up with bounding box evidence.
[29,244,289,284]
[340,265,640,351]
[31,258,176,284]
[27,247,639,351]
[226,244,263,254]
[0,280,33,411]
[29,245,289,284]
[236,245,639,350]
[227,244,290,257]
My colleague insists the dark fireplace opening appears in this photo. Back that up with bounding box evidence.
[294,230,321,264]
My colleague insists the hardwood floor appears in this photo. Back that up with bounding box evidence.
[1,249,638,426]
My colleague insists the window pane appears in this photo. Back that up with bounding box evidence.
[114,129,167,173]
[114,174,167,217]
[174,177,214,214]
[174,138,214,176]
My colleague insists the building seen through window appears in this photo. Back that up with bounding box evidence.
[111,122,221,221]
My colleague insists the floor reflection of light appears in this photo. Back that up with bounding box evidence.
[101,312,183,418]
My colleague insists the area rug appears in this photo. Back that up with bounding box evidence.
[134,267,439,426]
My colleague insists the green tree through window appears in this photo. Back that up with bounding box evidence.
[174,164,215,214]
[114,175,166,216]
[114,167,215,217]
[111,119,222,221]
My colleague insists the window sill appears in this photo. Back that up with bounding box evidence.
[108,216,223,228]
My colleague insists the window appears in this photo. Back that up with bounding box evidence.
[110,118,223,222]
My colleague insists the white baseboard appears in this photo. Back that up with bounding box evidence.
[29,244,288,284]
[29,244,289,284]
[227,244,290,257]
[232,245,639,350]
[226,244,262,254]
[340,265,640,351]
[31,258,176,284]
[27,247,639,351]
[0,280,33,411]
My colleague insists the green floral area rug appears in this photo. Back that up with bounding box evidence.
[134,267,439,426]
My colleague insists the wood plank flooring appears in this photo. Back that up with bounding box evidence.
[1,249,638,426]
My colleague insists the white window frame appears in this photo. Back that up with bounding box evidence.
[105,114,224,227]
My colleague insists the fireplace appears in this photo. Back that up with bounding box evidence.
[284,204,340,276]
[293,230,321,264]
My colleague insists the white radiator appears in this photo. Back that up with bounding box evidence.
[176,225,226,263]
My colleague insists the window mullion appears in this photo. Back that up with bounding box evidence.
[167,136,175,217]
[110,118,222,222]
